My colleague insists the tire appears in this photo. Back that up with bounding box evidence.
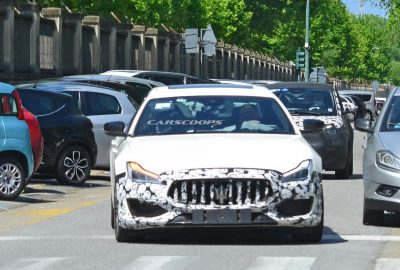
[292,212,324,243]
[0,157,26,200]
[111,201,115,229]
[363,200,384,226]
[114,204,132,243]
[56,145,92,186]
[335,147,353,179]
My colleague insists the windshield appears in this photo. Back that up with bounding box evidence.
[381,95,400,132]
[270,88,337,116]
[133,96,295,136]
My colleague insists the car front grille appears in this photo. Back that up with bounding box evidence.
[167,179,271,206]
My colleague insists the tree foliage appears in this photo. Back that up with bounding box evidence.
[34,0,397,83]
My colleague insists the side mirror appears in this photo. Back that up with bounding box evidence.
[104,121,126,137]
[303,119,325,133]
[355,118,373,134]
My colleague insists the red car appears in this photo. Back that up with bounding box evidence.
[8,90,44,173]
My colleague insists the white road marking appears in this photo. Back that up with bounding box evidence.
[1,234,400,242]
[375,258,400,270]
[122,256,199,270]
[323,234,400,242]
[247,257,316,270]
[0,257,66,270]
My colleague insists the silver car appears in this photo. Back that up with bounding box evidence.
[18,82,137,169]
[355,87,400,225]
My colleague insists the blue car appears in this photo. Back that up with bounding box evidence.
[0,82,34,200]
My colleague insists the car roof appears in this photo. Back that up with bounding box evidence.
[0,82,16,94]
[17,87,75,99]
[266,82,333,90]
[18,81,130,98]
[102,70,193,78]
[146,84,276,99]
[63,74,164,86]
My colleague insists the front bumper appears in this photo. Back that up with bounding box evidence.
[364,162,400,212]
[115,168,323,230]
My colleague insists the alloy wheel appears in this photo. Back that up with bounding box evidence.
[0,163,22,196]
[63,150,89,183]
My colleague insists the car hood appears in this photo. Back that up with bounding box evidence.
[125,134,320,174]
[379,132,400,156]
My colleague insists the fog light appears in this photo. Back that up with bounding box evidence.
[376,185,399,197]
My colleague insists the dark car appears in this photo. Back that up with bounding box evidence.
[17,88,97,185]
[101,70,219,85]
[269,82,354,179]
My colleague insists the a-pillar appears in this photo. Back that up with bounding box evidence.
[145,28,158,71]
[64,13,83,74]
[224,44,232,79]
[231,45,238,79]
[20,2,41,75]
[132,25,145,70]
[82,16,101,73]
[0,0,14,76]
[42,8,63,75]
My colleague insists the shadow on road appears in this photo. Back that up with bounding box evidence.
[126,226,346,246]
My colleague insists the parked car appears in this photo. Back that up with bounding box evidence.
[62,74,164,105]
[0,83,34,199]
[22,107,44,174]
[106,84,324,243]
[17,87,97,185]
[355,87,400,225]
[339,95,357,122]
[101,70,218,85]
[19,82,137,169]
[269,82,354,179]
[338,89,376,120]
[342,94,367,120]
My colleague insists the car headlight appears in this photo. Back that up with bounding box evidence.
[282,160,313,182]
[376,151,400,172]
[127,162,160,184]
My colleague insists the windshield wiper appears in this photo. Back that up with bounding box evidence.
[288,110,324,116]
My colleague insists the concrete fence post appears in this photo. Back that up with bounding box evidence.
[65,13,83,74]
[238,48,244,80]
[0,0,14,76]
[145,28,158,70]
[20,2,41,75]
[42,8,63,75]
[82,16,101,73]
[224,44,232,79]
[231,45,238,79]
[132,25,145,70]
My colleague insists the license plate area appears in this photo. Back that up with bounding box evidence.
[192,209,251,225]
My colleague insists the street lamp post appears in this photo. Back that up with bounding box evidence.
[305,0,310,82]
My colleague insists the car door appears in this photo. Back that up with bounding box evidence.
[80,91,128,168]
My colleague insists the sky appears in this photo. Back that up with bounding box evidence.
[342,0,386,17]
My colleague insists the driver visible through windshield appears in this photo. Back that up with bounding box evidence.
[134,96,295,136]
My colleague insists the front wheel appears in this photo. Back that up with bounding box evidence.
[363,200,384,226]
[56,146,92,186]
[292,215,324,243]
[0,158,26,200]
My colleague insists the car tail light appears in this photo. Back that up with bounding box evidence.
[12,90,24,120]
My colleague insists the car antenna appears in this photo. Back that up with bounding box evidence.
[100,63,117,87]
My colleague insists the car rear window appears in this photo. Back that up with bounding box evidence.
[350,94,372,102]
[0,94,18,115]
[18,91,57,115]
[134,96,295,136]
[83,92,121,116]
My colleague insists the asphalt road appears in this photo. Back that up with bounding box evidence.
[0,130,399,270]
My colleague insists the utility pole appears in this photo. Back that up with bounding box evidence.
[305,0,310,82]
